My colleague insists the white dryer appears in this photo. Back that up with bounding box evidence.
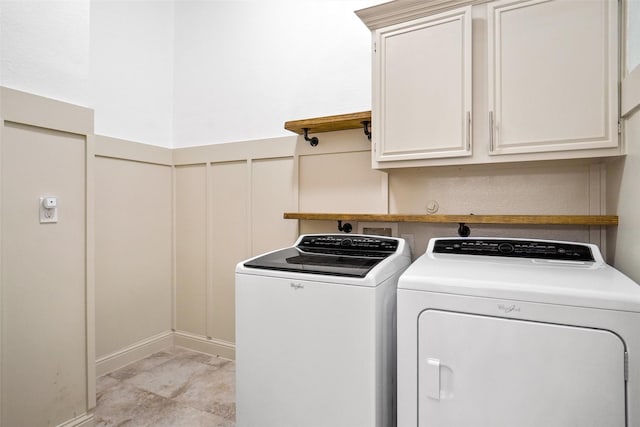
[236,234,411,427]
[397,237,640,427]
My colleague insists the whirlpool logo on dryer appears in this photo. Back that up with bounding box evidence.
[497,303,521,314]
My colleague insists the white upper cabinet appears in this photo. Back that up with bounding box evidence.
[487,0,619,155]
[372,7,473,164]
[357,0,622,169]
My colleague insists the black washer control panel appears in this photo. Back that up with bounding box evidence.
[298,235,398,257]
[433,239,594,262]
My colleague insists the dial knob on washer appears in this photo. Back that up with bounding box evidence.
[498,242,514,254]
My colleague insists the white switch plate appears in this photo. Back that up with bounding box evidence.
[358,222,398,237]
[39,197,58,223]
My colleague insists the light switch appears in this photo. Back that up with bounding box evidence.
[39,196,58,223]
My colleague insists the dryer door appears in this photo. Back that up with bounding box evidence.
[418,310,626,427]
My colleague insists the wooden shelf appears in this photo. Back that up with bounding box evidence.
[284,111,371,135]
[283,212,619,226]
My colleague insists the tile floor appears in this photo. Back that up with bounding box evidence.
[95,346,235,427]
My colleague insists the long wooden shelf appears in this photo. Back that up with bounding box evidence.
[283,212,619,226]
[284,111,371,135]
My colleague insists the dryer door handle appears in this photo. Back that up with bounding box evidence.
[425,358,441,401]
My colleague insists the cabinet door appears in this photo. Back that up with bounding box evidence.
[488,0,618,155]
[373,7,472,163]
[418,310,626,427]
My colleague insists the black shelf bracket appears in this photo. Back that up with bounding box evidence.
[457,213,474,237]
[337,220,352,233]
[361,121,372,140]
[457,223,471,237]
[302,128,319,147]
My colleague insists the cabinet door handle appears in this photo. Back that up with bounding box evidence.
[466,111,472,151]
[489,111,495,152]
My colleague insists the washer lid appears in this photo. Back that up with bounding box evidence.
[243,247,386,278]
[242,234,406,279]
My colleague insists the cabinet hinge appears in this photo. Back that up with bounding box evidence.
[624,351,629,381]
[373,42,377,53]
[618,121,623,134]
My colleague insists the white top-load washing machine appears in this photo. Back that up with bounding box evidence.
[397,237,640,427]
[236,234,411,427]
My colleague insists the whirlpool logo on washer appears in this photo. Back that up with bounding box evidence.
[497,303,521,314]
[290,282,304,290]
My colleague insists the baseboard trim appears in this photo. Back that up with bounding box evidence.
[96,331,174,376]
[95,331,236,376]
[173,331,235,360]
[56,412,94,427]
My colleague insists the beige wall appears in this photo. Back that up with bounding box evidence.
[251,157,298,255]
[607,13,640,283]
[292,131,606,258]
[296,130,389,235]
[173,139,297,358]
[0,88,95,426]
[175,164,208,337]
[94,136,173,364]
[389,161,605,257]
[608,108,640,282]
[95,137,297,368]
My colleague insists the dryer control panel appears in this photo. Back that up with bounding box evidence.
[433,239,594,262]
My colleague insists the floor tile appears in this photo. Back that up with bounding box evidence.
[137,400,229,427]
[174,362,236,420]
[95,381,170,427]
[125,357,210,399]
[108,351,176,381]
[96,374,119,394]
[95,347,236,426]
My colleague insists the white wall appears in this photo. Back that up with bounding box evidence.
[0,0,90,106]
[90,0,174,147]
[2,0,384,148]
[170,0,382,147]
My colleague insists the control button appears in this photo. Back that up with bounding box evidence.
[498,242,514,254]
